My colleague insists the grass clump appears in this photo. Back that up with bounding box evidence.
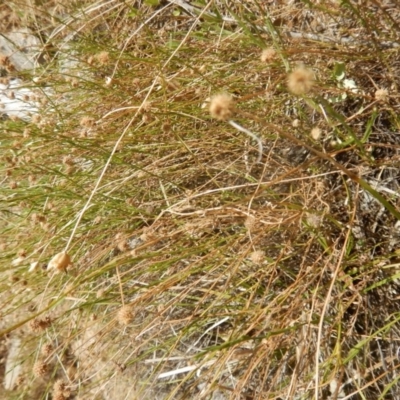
[1,1,400,399]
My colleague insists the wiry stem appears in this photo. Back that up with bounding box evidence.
[228,120,263,163]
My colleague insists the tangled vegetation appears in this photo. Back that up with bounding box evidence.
[1,1,400,399]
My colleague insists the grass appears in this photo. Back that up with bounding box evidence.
[1,0,400,399]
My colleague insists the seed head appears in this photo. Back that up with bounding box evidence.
[287,67,315,95]
[162,120,171,133]
[117,304,133,325]
[15,375,24,388]
[250,250,265,265]
[80,116,95,128]
[29,317,53,332]
[115,233,129,252]
[311,127,322,140]
[117,240,129,252]
[6,62,16,73]
[53,379,71,400]
[209,93,235,121]
[244,216,256,232]
[141,101,152,112]
[260,48,277,63]
[48,252,72,273]
[96,51,110,65]
[292,119,300,128]
[0,53,9,66]
[18,249,27,257]
[9,180,18,189]
[33,360,48,378]
[375,88,389,102]
[306,213,322,228]
[142,113,151,124]
[41,343,54,357]
[63,156,74,166]
[31,213,46,224]
[70,78,79,88]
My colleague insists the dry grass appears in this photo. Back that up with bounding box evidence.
[1,1,400,399]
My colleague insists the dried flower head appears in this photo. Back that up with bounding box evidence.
[117,304,133,325]
[15,375,24,388]
[70,78,79,88]
[9,180,18,189]
[29,317,53,332]
[260,48,277,63]
[162,120,171,133]
[292,119,300,128]
[244,215,256,232]
[28,175,37,185]
[53,379,66,393]
[41,343,54,357]
[48,252,72,273]
[306,213,322,228]
[117,239,129,252]
[53,379,71,400]
[0,53,9,66]
[115,233,129,252]
[141,101,152,112]
[65,165,75,175]
[140,227,155,242]
[142,113,151,124]
[62,156,74,166]
[18,249,27,257]
[250,250,265,265]
[287,67,315,95]
[33,360,48,378]
[329,140,338,148]
[311,127,322,140]
[80,116,95,128]
[209,93,235,121]
[96,51,110,65]
[375,88,389,102]
[31,114,41,124]
[23,128,31,138]
[31,213,46,224]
